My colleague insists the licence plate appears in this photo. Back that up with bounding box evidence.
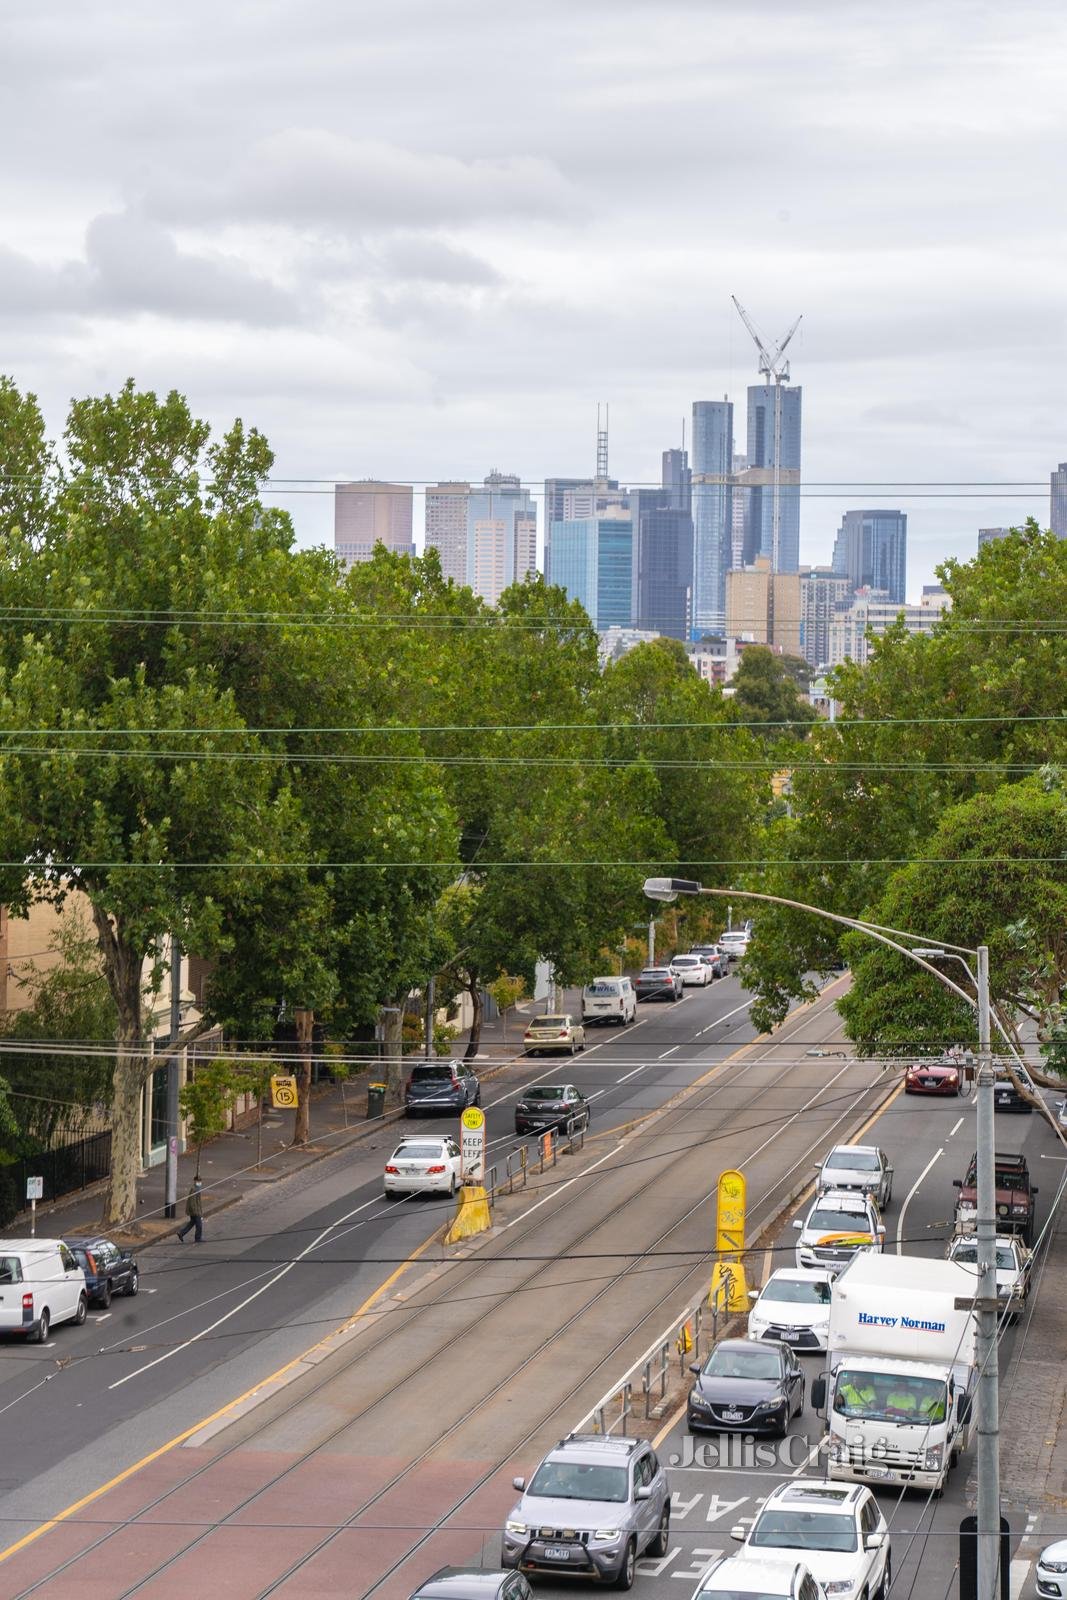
[722,1408,744,1421]
[866,1465,890,1479]
[783,1330,801,1340]
[544,1547,570,1560]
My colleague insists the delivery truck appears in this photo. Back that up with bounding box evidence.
[811,1252,978,1494]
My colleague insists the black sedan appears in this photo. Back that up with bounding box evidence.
[514,1083,590,1136]
[63,1236,139,1307]
[687,1337,804,1436]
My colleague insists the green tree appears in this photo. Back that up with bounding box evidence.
[179,1058,257,1177]
[730,647,817,737]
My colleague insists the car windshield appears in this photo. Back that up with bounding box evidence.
[537,1016,569,1028]
[527,1461,628,1502]
[672,957,699,966]
[411,1066,454,1082]
[524,1086,566,1102]
[641,970,670,979]
[826,1149,879,1171]
[750,1509,857,1553]
[703,1346,782,1380]
[763,1278,832,1305]
[834,1369,947,1422]
[807,1207,870,1232]
[394,1143,445,1160]
[952,1242,1017,1270]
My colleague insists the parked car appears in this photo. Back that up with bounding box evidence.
[1036,1540,1067,1598]
[502,1433,669,1589]
[409,1571,533,1600]
[994,1063,1035,1113]
[691,1554,827,1599]
[687,1337,804,1436]
[953,1149,1038,1245]
[690,944,729,978]
[729,1481,890,1600]
[946,1231,1032,1318]
[523,1013,586,1056]
[581,976,636,1027]
[515,1083,590,1137]
[404,1061,480,1117]
[0,1240,88,1343]
[384,1135,463,1197]
[63,1236,139,1307]
[747,1267,834,1353]
[634,966,683,1002]
[719,930,750,961]
[815,1144,893,1209]
[793,1190,885,1272]
[905,1059,963,1096]
[670,954,711,987]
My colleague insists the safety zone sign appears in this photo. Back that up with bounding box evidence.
[270,1074,299,1109]
[459,1105,486,1181]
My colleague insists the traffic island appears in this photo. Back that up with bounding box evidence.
[445,1184,492,1243]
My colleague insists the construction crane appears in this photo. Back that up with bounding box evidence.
[731,295,802,571]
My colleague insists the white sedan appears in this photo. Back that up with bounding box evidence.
[384,1136,463,1197]
[670,954,711,987]
[946,1232,1031,1317]
[747,1267,834,1352]
[523,1013,586,1055]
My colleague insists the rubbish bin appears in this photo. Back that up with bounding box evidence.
[367,1082,387,1120]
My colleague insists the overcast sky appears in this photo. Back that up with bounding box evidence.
[3,0,1064,596]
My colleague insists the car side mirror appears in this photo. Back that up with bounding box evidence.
[792,1220,803,1230]
[865,1531,885,1550]
[958,1394,972,1425]
[811,1375,826,1414]
[730,1525,745,1542]
[952,1179,962,1188]
[1032,1187,1039,1195]
[689,1362,702,1374]
[512,1476,525,1491]
[748,1288,759,1299]
[635,1485,652,1501]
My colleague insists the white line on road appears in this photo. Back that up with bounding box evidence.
[659,1046,680,1059]
[499,1142,623,1233]
[1009,1559,1032,1599]
[948,1116,964,1136]
[699,998,752,1036]
[616,1064,649,1083]
[896,1147,944,1254]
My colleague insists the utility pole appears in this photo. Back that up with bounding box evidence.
[424,976,435,1060]
[647,918,655,967]
[164,936,181,1219]
[974,944,1001,1600]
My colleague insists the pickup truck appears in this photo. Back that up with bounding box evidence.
[953,1150,1038,1246]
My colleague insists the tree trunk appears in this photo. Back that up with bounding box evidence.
[292,1006,313,1145]
[93,907,152,1228]
[464,979,483,1061]
[379,1005,405,1098]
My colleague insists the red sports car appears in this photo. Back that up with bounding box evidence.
[905,1060,962,1096]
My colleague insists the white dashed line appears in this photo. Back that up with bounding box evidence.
[896,1147,944,1254]
[948,1115,964,1136]
[617,1065,649,1083]
[659,1046,680,1059]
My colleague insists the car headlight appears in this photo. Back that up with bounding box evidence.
[754,1396,784,1411]
[824,1583,856,1596]
[828,1437,846,1461]
[689,1391,712,1409]
[506,1520,528,1535]
[1042,1560,1067,1574]
[1012,1204,1029,1215]
[593,1529,621,1541]
[925,1445,943,1469]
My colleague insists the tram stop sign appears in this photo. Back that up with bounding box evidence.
[459,1105,486,1182]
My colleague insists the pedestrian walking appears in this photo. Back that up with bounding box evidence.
[177,1177,204,1242]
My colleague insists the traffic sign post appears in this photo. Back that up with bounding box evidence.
[460,1106,486,1182]
[26,1175,43,1237]
[270,1074,299,1110]
[709,1168,750,1311]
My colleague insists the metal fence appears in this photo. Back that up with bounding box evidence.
[4,1130,113,1221]
[483,1113,589,1211]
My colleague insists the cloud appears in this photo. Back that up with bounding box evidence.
[145,130,579,231]
[373,234,501,286]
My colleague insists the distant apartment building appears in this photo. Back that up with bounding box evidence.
[831,509,907,604]
[634,504,693,639]
[334,480,414,565]
[978,526,1013,549]
[661,447,692,511]
[1051,463,1067,538]
[598,626,662,665]
[688,637,741,688]
[551,514,634,630]
[725,556,802,658]
[799,565,852,670]
[690,399,734,636]
[424,473,536,604]
[730,452,748,569]
[826,585,952,668]
[424,482,471,584]
[744,383,802,573]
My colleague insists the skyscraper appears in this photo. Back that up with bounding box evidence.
[831,509,907,604]
[635,506,693,638]
[466,471,537,606]
[1051,464,1067,538]
[799,565,852,669]
[690,399,734,637]
[745,385,802,573]
[551,515,634,629]
[424,482,470,584]
[661,447,691,512]
[334,480,414,566]
[544,478,591,582]
[978,526,1012,549]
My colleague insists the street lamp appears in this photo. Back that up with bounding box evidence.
[643,877,1002,1600]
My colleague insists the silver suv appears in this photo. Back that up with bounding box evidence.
[502,1433,669,1589]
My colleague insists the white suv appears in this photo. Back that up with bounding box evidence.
[692,1553,827,1598]
[816,1145,893,1210]
[730,1481,890,1600]
[793,1189,885,1273]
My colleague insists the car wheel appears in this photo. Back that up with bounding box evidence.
[34,1309,50,1344]
[877,1554,892,1600]
[570,1041,577,1055]
[473,1087,482,1107]
[649,1506,670,1558]
[448,1176,457,1198]
[615,1538,636,1590]
[74,1293,87,1326]
[125,1267,139,1297]
[99,1281,112,1310]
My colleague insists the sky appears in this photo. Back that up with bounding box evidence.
[2,0,1065,598]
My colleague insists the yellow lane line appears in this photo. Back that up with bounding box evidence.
[0,1226,444,1568]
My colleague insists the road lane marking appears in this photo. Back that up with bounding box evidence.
[949,1116,964,1136]
[0,1224,443,1569]
[659,1046,680,1059]
[699,999,752,1035]
[499,1143,623,1232]
[617,1064,649,1083]
[896,1147,944,1254]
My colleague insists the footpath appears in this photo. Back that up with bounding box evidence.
[0,991,571,1246]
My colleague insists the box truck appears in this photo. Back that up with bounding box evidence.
[811,1253,978,1493]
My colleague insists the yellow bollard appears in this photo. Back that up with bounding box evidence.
[445,1183,491,1244]
[709,1259,750,1313]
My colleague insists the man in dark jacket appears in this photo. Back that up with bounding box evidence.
[177,1178,204,1243]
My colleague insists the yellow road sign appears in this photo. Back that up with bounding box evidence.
[270,1074,299,1110]
[716,1168,746,1255]
[460,1106,485,1131]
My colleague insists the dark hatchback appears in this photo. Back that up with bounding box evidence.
[515,1083,590,1136]
[404,1062,480,1117]
[687,1337,804,1436]
[63,1236,139,1307]
[409,1570,533,1600]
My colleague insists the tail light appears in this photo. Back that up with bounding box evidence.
[85,1252,97,1275]
[426,1164,447,1174]
[22,1293,33,1310]
[558,1030,568,1037]
[385,1164,400,1174]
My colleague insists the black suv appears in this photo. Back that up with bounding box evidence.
[404,1061,480,1117]
[63,1236,139,1307]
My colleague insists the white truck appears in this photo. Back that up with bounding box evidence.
[811,1252,978,1494]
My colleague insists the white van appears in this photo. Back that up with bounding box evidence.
[582,976,637,1026]
[0,1239,88,1343]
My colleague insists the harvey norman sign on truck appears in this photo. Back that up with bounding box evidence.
[857,1312,947,1333]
